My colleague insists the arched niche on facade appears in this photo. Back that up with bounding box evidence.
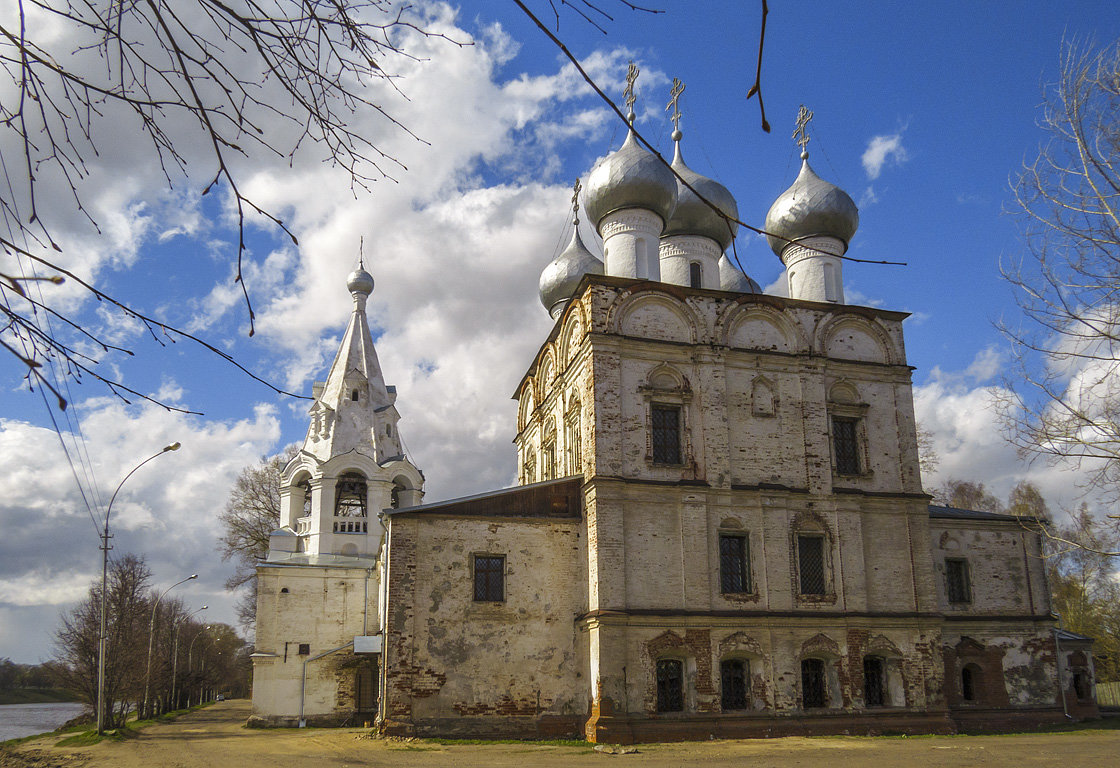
[610,291,699,344]
[722,304,800,353]
[559,306,586,368]
[751,375,777,417]
[517,382,535,433]
[817,315,895,364]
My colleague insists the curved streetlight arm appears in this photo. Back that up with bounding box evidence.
[142,572,196,719]
[97,441,180,734]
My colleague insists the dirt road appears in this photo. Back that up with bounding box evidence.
[5,700,1119,768]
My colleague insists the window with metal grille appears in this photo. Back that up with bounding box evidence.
[656,659,684,712]
[832,416,861,474]
[945,558,972,603]
[721,659,749,710]
[652,404,681,465]
[801,658,827,708]
[566,410,581,471]
[719,534,750,593]
[355,663,378,712]
[797,535,826,595]
[689,262,702,288]
[335,472,367,517]
[863,656,886,707]
[473,555,505,602]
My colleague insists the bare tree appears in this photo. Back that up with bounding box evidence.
[933,478,1005,514]
[1,1,463,412]
[998,39,1120,518]
[1045,507,1120,680]
[218,446,295,628]
[53,554,152,728]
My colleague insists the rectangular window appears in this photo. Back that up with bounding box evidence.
[863,656,885,707]
[719,534,750,593]
[720,659,748,710]
[652,404,682,465]
[656,659,684,712]
[832,416,861,475]
[945,558,971,603]
[801,658,827,708]
[798,535,826,596]
[473,555,505,602]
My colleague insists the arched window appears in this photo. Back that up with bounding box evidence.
[297,478,312,517]
[335,472,367,518]
[656,659,684,712]
[863,656,886,707]
[565,398,582,474]
[961,664,980,703]
[689,261,702,289]
[801,658,827,708]
[391,481,405,509]
[720,659,749,710]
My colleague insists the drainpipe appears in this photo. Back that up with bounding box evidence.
[1053,612,1071,720]
[299,641,355,727]
[377,511,392,729]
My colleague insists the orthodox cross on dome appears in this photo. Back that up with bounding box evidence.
[793,104,814,155]
[667,78,685,136]
[359,235,365,269]
[570,178,582,226]
[624,60,639,122]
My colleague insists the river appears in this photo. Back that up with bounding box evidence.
[0,702,87,741]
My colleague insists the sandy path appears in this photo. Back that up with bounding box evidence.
[5,700,1119,768]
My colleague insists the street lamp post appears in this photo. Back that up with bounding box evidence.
[188,626,212,707]
[171,606,206,711]
[96,442,180,735]
[142,574,197,719]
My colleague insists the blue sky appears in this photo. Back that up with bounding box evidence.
[1,1,1117,663]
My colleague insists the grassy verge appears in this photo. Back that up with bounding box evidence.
[1,702,211,749]
[0,688,80,705]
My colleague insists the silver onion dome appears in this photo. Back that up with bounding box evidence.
[664,138,739,250]
[347,267,375,295]
[539,227,604,318]
[718,254,760,293]
[764,156,859,258]
[583,131,677,230]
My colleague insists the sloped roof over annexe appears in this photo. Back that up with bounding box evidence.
[386,476,582,520]
[928,504,1027,523]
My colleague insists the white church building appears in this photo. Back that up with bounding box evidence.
[248,85,1097,740]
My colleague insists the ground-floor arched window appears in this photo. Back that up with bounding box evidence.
[801,658,827,709]
[656,659,684,712]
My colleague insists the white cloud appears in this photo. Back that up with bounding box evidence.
[861,133,908,180]
[914,348,1108,518]
[859,186,879,207]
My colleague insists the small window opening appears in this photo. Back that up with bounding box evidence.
[719,534,750,593]
[651,404,682,465]
[689,262,702,289]
[351,389,360,401]
[1073,671,1091,700]
[832,416,861,474]
[297,643,310,656]
[721,659,748,710]
[961,664,978,702]
[801,658,827,709]
[864,656,886,707]
[473,555,505,602]
[280,587,289,594]
[656,659,684,712]
[797,535,826,595]
[946,558,972,603]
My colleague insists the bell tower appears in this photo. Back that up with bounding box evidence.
[269,266,424,560]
